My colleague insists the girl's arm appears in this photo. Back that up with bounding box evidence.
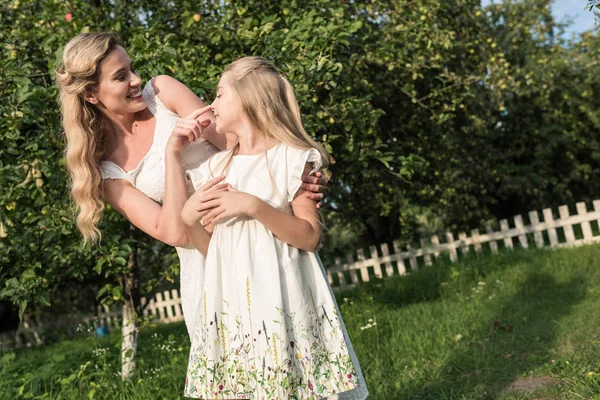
[252,194,320,252]
[201,164,321,252]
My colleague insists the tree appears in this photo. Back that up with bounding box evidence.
[2,0,600,378]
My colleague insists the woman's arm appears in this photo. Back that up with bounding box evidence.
[151,75,236,151]
[102,105,213,247]
[179,178,228,255]
[103,174,189,247]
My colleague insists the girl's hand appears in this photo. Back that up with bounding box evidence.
[300,170,330,208]
[181,176,227,227]
[199,187,259,226]
[166,106,213,154]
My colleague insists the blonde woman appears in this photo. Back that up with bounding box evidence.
[55,32,328,338]
[181,57,368,399]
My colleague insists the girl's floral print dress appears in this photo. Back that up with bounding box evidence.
[184,143,368,399]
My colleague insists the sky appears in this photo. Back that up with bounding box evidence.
[481,0,597,36]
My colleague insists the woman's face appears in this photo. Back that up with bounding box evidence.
[211,72,244,135]
[90,45,146,116]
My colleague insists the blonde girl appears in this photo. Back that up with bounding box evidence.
[181,56,368,400]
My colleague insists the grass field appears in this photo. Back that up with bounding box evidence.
[2,245,600,399]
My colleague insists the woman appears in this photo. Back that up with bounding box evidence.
[55,32,328,337]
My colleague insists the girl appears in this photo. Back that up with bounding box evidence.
[181,57,368,399]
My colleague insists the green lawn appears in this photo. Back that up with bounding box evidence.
[2,245,600,399]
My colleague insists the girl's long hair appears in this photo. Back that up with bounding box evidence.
[214,56,330,175]
[55,32,124,244]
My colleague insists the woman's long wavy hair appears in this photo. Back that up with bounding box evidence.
[55,32,124,244]
[213,56,330,176]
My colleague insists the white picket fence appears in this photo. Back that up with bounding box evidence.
[325,200,600,291]
[3,200,600,349]
[0,290,185,351]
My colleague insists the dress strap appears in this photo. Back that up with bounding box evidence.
[142,78,171,116]
[99,160,134,183]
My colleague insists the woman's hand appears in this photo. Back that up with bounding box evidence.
[198,187,260,226]
[166,106,213,154]
[181,176,227,227]
[300,170,330,208]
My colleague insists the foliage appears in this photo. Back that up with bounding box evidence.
[1,0,600,329]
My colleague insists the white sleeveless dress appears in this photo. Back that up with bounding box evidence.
[183,144,368,400]
[99,79,219,337]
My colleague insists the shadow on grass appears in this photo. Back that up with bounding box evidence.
[398,270,587,399]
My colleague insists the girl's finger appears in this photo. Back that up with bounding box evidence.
[205,183,229,194]
[202,207,225,226]
[196,199,220,212]
[199,176,226,191]
[200,190,225,203]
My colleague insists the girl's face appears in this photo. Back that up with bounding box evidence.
[211,72,244,135]
[89,45,146,116]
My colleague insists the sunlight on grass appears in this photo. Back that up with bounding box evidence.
[2,246,600,399]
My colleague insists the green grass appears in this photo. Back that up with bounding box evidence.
[3,245,600,399]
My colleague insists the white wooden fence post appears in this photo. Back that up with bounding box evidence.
[576,202,593,244]
[431,235,441,257]
[543,208,558,247]
[420,238,432,266]
[171,289,183,320]
[393,241,407,275]
[380,243,395,277]
[486,224,499,253]
[334,257,347,291]
[446,232,458,262]
[514,214,528,248]
[559,205,575,245]
[500,219,513,249]
[406,244,418,271]
[471,229,482,253]
[356,248,370,283]
[458,232,469,255]
[370,245,383,278]
[346,252,360,286]
[529,210,545,248]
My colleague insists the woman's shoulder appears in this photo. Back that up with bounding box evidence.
[147,75,201,116]
[142,76,177,116]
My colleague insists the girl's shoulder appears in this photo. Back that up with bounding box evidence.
[280,144,322,167]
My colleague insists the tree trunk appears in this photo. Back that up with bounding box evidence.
[121,226,141,380]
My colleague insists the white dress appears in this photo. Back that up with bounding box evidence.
[184,143,368,400]
[99,79,219,337]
